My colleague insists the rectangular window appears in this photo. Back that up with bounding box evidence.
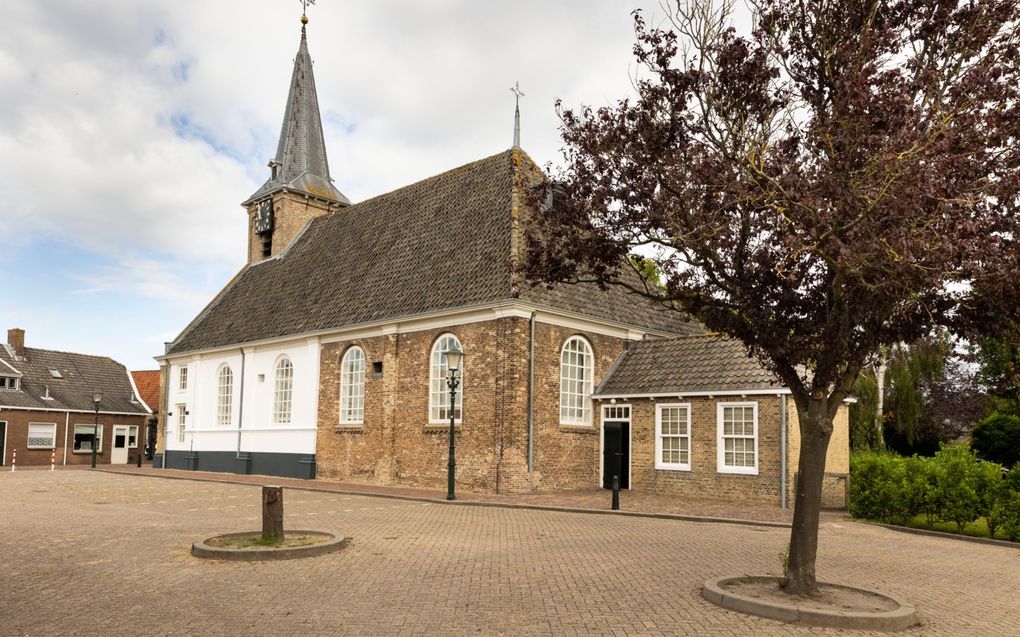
[717,402,758,475]
[73,424,103,453]
[128,425,138,448]
[27,422,57,449]
[655,404,691,471]
[178,366,188,391]
[176,405,186,443]
[0,377,18,390]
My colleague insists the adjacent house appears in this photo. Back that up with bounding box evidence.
[154,18,849,506]
[1,328,151,467]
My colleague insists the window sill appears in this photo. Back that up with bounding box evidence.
[27,446,56,450]
[717,467,759,476]
[335,424,364,432]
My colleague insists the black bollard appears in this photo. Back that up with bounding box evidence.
[136,448,142,467]
[611,475,620,510]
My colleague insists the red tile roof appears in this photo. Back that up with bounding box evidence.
[131,370,160,411]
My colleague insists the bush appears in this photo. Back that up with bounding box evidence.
[850,447,1020,540]
[971,413,1020,468]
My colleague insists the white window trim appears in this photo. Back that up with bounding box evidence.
[178,365,188,392]
[429,334,464,425]
[27,422,57,449]
[339,346,366,425]
[72,423,104,454]
[655,403,691,471]
[559,335,594,426]
[127,425,139,449]
[273,356,294,425]
[217,364,234,427]
[716,401,759,475]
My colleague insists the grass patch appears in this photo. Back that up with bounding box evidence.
[897,515,1016,542]
[208,533,322,549]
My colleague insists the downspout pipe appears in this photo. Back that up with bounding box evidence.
[780,393,788,509]
[236,349,246,458]
[527,311,536,472]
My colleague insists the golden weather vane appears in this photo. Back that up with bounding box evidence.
[300,0,316,24]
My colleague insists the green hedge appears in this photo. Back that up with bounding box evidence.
[850,447,1020,541]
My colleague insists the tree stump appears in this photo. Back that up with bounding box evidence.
[262,486,284,541]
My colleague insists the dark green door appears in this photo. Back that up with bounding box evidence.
[602,421,630,489]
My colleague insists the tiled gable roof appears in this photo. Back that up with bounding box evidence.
[594,334,784,396]
[0,347,150,414]
[167,149,695,356]
[130,370,160,412]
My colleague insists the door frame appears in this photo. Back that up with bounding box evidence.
[0,420,6,466]
[111,425,129,464]
[598,403,632,489]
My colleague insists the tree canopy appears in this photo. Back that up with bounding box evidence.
[526,0,1020,595]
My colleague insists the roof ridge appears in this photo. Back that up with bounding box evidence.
[23,346,120,363]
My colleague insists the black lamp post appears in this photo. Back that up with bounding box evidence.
[445,344,464,501]
[91,390,103,469]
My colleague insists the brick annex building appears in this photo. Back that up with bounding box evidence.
[155,18,849,506]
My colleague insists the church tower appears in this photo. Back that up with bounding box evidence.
[242,14,350,265]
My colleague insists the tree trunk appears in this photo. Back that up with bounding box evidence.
[874,353,886,450]
[783,397,835,597]
[262,485,284,541]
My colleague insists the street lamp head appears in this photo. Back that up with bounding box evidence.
[444,345,464,374]
[92,390,103,404]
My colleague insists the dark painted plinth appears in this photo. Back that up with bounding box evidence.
[163,450,316,479]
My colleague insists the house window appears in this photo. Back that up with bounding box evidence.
[560,336,594,425]
[717,402,758,475]
[429,334,463,423]
[217,365,233,426]
[655,404,691,470]
[339,347,366,425]
[27,422,57,449]
[178,366,188,391]
[176,405,186,443]
[128,425,138,448]
[73,424,103,453]
[273,357,293,424]
[0,376,19,390]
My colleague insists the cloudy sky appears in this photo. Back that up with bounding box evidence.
[1,0,736,370]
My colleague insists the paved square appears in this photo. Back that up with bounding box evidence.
[1,471,1016,636]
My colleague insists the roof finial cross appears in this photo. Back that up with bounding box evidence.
[299,0,316,32]
[511,82,525,148]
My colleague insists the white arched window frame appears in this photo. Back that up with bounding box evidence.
[273,356,294,425]
[560,336,594,425]
[339,347,366,425]
[217,364,233,426]
[429,334,463,424]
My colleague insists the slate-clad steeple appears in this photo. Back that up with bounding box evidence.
[244,20,349,206]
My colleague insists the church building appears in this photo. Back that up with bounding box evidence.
[155,17,849,506]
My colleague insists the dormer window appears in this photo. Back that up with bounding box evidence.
[49,369,63,379]
[0,376,19,391]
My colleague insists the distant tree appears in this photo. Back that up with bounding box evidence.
[526,0,1020,596]
[974,334,1020,416]
[971,413,1020,468]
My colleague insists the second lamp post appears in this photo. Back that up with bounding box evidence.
[91,390,103,469]
[445,344,464,501]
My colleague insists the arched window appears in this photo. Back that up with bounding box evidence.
[217,364,233,426]
[560,336,594,425]
[429,334,463,423]
[339,347,366,424]
[273,356,293,425]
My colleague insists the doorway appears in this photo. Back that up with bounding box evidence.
[601,404,631,489]
[111,425,129,464]
[0,421,6,465]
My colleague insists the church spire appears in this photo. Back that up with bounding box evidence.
[244,12,349,206]
[510,82,524,148]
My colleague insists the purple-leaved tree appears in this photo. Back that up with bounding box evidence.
[525,0,1020,595]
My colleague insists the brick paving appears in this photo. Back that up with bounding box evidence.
[2,470,1018,636]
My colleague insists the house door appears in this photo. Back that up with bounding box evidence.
[111,426,129,464]
[602,421,630,489]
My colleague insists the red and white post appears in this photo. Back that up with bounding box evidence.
[10,449,15,472]
[51,449,56,471]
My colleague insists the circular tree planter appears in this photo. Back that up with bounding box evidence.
[702,576,917,631]
[192,530,348,561]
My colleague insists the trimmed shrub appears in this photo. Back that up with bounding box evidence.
[971,413,1020,468]
[933,446,982,533]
